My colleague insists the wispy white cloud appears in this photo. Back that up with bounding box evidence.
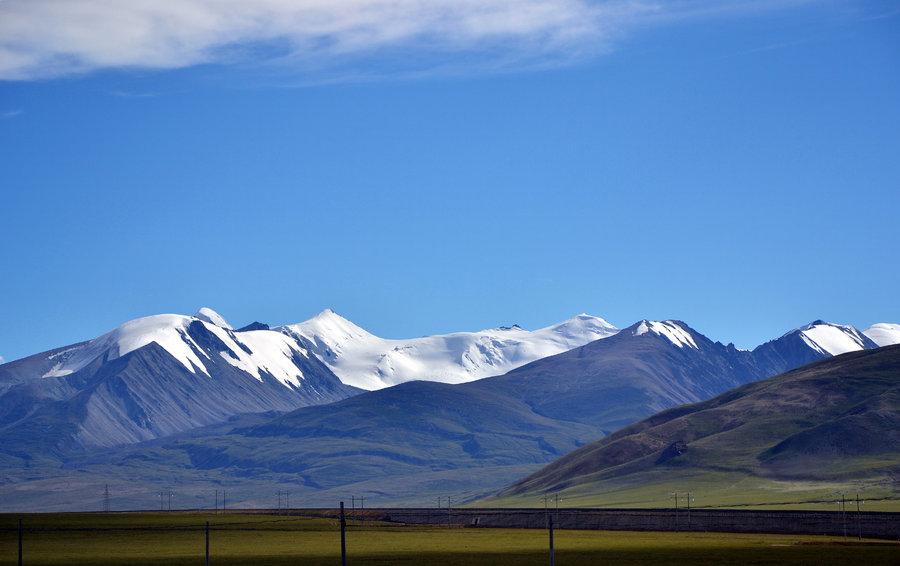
[1,109,23,119]
[0,0,813,81]
[108,90,159,98]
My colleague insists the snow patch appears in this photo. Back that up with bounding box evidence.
[796,322,868,356]
[195,308,232,329]
[863,323,900,347]
[633,320,698,349]
[204,324,307,387]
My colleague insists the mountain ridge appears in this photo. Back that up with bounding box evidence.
[490,344,900,507]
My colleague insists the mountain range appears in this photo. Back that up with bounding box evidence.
[492,344,900,509]
[0,308,898,510]
[0,309,616,453]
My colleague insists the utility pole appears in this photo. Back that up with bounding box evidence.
[687,492,692,531]
[672,491,679,532]
[340,502,347,566]
[215,490,218,515]
[548,514,555,566]
[104,484,110,513]
[856,493,862,540]
[554,493,562,526]
[447,496,452,527]
[842,494,847,540]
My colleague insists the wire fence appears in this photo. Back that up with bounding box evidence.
[2,506,899,566]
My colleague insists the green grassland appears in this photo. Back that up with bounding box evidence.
[484,471,900,512]
[1,513,897,566]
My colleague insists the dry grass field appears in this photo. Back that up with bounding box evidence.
[1,512,898,566]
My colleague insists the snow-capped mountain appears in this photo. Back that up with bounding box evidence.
[1,308,899,511]
[790,320,876,356]
[631,320,701,349]
[463,318,895,437]
[470,318,765,430]
[0,309,357,450]
[279,309,620,390]
[752,320,881,376]
[1,307,895,457]
[864,323,900,347]
[43,310,311,388]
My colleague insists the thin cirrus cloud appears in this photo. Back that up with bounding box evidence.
[0,0,807,81]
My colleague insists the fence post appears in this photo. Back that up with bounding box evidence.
[18,519,22,566]
[206,521,210,566]
[340,501,347,566]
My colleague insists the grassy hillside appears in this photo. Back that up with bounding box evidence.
[486,345,900,509]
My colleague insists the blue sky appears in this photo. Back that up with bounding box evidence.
[1,0,898,363]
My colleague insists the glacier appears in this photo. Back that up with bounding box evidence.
[280,309,619,390]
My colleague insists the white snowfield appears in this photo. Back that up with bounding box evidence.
[41,310,309,388]
[793,321,874,357]
[280,309,619,390]
[195,307,233,329]
[863,323,900,347]
[632,320,699,349]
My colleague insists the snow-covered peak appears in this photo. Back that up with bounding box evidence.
[280,309,377,356]
[194,307,232,329]
[791,321,871,356]
[282,312,619,390]
[40,311,311,388]
[633,320,699,349]
[863,323,900,347]
[43,314,210,378]
[546,314,618,344]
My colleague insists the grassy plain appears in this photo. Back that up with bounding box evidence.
[1,512,898,566]
[485,471,900,512]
